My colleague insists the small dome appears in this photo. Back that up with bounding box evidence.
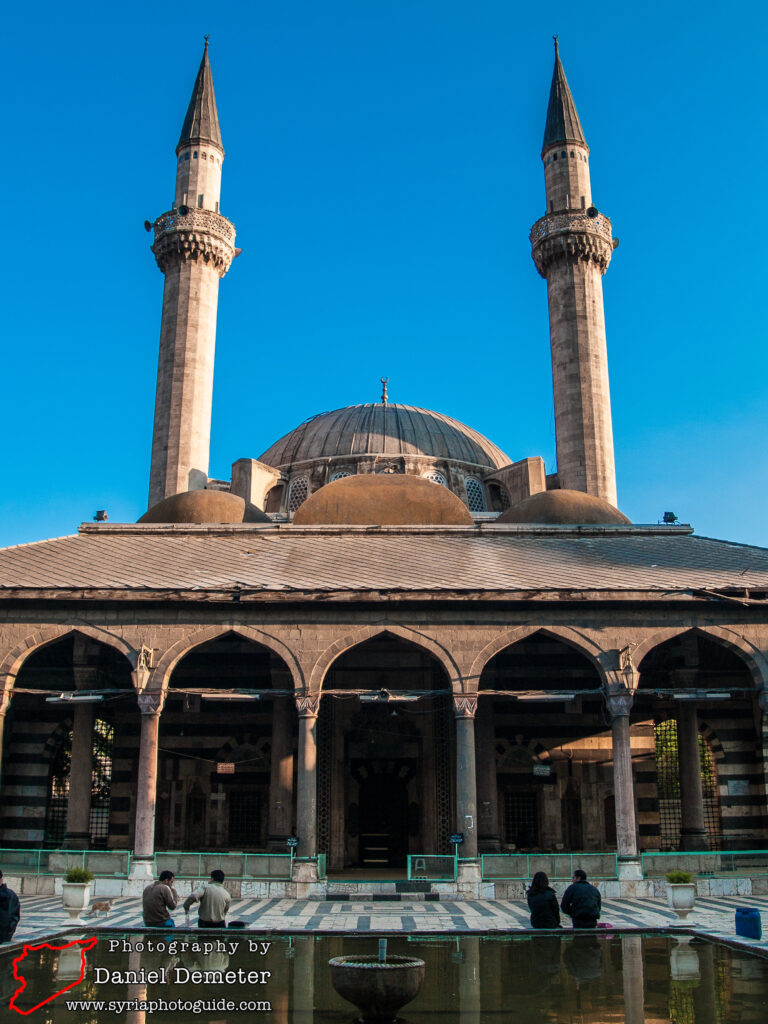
[292,474,474,526]
[497,489,631,525]
[259,404,511,470]
[139,489,270,524]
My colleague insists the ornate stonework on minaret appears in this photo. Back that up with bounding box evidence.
[530,39,617,506]
[148,40,236,508]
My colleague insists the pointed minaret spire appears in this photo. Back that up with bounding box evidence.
[178,37,223,153]
[543,36,586,151]
[530,40,618,506]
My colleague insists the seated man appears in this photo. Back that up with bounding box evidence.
[183,870,231,928]
[560,869,602,929]
[142,870,178,928]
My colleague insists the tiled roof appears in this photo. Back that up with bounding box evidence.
[0,525,766,597]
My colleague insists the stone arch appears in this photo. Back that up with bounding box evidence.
[310,624,462,693]
[0,625,138,686]
[469,625,607,689]
[633,626,767,692]
[152,625,303,693]
[494,735,551,769]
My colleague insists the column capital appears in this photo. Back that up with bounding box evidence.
[605,689,634,718]
[295,693,320,718]
[453,694,478,719]
[138,692,165,716]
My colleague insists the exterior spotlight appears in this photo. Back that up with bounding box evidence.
[662,511,679,524]
[201,692,262,701]
[46,692,104,704]
[93,510,109,522]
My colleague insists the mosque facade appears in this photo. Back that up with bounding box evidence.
[1,42,767,894]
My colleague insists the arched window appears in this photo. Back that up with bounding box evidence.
[329,471,353,482]
[465,477,486,512]
[423,472,447,487]
[654,720,722,850]
[44,718,114,848]
[288,477,309,513]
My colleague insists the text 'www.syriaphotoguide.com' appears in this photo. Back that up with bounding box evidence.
[65,996,272,1013]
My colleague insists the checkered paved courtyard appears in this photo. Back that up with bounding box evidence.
[8,894,768,954]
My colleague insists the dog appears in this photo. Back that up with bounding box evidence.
[84,900,113,917]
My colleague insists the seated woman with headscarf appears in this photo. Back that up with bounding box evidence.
[526,871,561,928]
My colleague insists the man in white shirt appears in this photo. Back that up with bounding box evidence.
[183,869,231,928]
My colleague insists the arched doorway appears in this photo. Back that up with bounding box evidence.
[479,632,609,852]
[1,633,133,849]
[318,633,452,872]
[638,631,761,851]
[159,632,296,851]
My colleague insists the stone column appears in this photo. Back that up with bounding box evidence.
[268,695,294,849]
[606,691,641,879]
[130,693,165,879]
[292,935,315,1023]
[64,703,95,848]
[295,695,320,862]
[677,702,708,851]
[621,934,645,1024]
[458,936,481,1023]
[476,698,501,852]
[454,695,479,859]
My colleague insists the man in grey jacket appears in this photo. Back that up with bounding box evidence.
[184,870,231,928]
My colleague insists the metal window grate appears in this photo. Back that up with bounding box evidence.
[227,791,262,847]
[465,477,486,512]
[329,471,353,481]
[424,472,447,487]
[288,478,309,512]
[654,720,721,851]
[44,718,113,847]
[503,791,539,847]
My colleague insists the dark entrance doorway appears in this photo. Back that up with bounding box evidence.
[352,760,413,868]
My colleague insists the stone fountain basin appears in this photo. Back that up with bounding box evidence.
[329,954,426,1022]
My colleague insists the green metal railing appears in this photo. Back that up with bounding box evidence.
[0,848,131,876]
[481,852,619,881]
[408,855,457,881]
[641,849,768,877]
[153,851,295,880]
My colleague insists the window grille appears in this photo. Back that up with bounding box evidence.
[654,720,722,850]
[465,477,486,512]
[424,472,447,487]
[288,477,309,513]
[503,790,539,846]
[228,790,262,847]
[44,718,114,848]
[330,471,353,482]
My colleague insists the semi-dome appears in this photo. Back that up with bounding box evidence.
[292,474,474,526]
[138,489,270,524]
[258,404,511,470]
[497,489,631,525]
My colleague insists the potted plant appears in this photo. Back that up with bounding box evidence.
[666,870,696,921]
[62,867,94,922]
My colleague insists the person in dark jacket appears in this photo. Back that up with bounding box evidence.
[526,871,561,928]
[0,871,20,942]
[560,869,601,928]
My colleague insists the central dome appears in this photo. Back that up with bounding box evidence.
[258,404,511,470]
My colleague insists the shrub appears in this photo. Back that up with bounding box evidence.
[63,867,94,884]
[665,870,693,884]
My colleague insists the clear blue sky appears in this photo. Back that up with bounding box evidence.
[3,1,766,548]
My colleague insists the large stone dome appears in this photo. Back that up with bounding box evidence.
[258,404,511,470]
[138,489,270,524]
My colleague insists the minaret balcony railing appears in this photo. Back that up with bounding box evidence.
[153,208,235,246]
[529,210,612,247]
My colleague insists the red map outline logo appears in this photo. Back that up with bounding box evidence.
[9,936,97,1015]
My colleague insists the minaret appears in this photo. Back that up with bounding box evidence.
[147,40,236,508]
[530,39,618,506]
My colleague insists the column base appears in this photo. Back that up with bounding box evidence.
[478,835,502,854]
[617,857,643,881]
[680,829,708,852]
[291,860,319,884]
[456,859,482,897]
[128,857,155,881]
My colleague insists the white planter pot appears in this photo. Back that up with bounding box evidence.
[666,882,696,921]
[62,881,92,922]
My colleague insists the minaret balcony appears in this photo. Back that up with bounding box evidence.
[530,210,615,278]
[151,208,236,276]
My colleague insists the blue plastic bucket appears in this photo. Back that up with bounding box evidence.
[735,907,762,940]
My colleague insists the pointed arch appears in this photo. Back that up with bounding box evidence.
[310,625,462,692]
[0,625,138,686]
[634,626,767,691]
[152,625,303,693]
[469,625,608,689]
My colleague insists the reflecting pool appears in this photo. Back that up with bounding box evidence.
[2,931,767,1022]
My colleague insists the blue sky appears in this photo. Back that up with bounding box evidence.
[3,1,766,547]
